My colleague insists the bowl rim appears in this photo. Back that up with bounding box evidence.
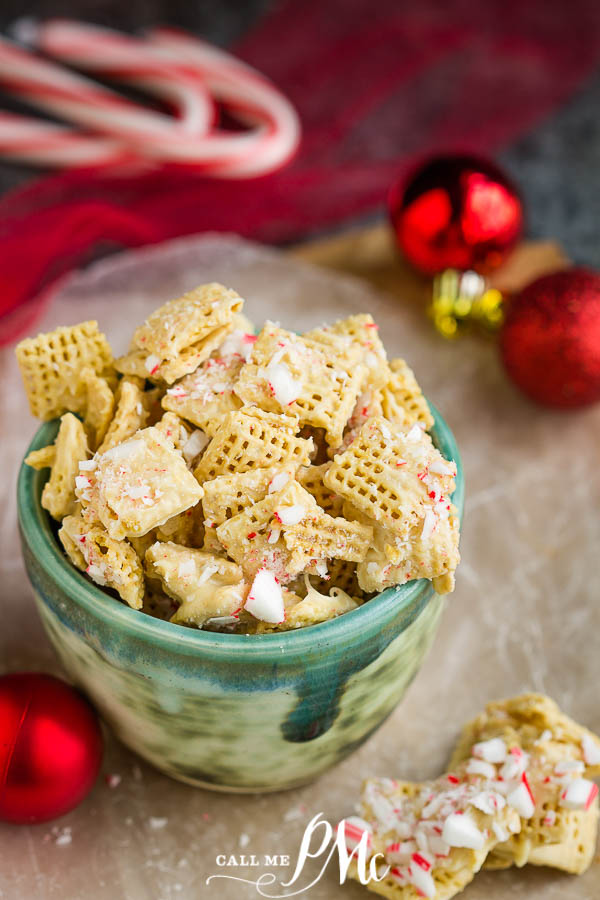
[17,400,463,659]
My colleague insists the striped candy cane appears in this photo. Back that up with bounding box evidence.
[35,20,300,175]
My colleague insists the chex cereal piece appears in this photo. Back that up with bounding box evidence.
[76,425,203,540]
[131,283,243,360]
[80,366,114,450]
[16,320,113,420]
[155,502,205,549]
[285,577,360,628]
[115,325,234,385]
[449,693,600,874]
[347,764,521,900]
[379,358,434,431]
[25,444,56,470]
[40,413,89,520]
[297,463,344,516]
[282,509,373,570]
[216,480,319,583]
[202,464,298,529]
[308,558,363,599]
[98,380,148,454]
[154,411,189,451]
[234,323,367,448]
[194,407,313,483]
[59,514,143,609]
[325,418,459,590]
[162,354,244,434]
[356,510,460,595]
[145,542,246,627]
[307,313,389,389]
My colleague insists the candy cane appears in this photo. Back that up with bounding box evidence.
[0,34,212,150]
[35,20,300,176]
[0,111,133,168]
[148,26,301,176]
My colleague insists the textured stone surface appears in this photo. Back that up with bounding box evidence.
[1,234,599,898]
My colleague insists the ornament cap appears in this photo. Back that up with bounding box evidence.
[430,269,505,338]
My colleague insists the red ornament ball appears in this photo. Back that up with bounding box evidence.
[501,268,600,409]
[389,154,523,275]
[0,673,103,824]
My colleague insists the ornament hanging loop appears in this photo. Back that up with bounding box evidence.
[429,269,505,338]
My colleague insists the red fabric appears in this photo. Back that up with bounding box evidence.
[2,0,600,342]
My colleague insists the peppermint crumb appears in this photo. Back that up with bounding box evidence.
[55,828,72,847]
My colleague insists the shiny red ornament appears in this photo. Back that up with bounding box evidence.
[390,154,523,275]
[501,269,600,409]
[0,673,103,824]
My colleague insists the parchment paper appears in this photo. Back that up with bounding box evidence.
[1,234,598,899]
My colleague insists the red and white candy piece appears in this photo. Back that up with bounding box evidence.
[507,773,535,818]
[342,816,372,851]
[408,854,436,898]
[472,737,507,764]
[441,813,485,850]
[244,568,284,623]
[559,779,598,811]
[581,734,600,766]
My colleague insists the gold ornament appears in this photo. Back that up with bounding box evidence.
[429,269,504,338]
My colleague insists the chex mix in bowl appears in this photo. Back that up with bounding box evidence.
[16,283,460,634]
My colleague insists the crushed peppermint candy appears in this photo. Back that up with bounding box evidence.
[472,737,507,764]
[182,429,209,464]
[581,733,600,766]
[275,504,306,526]
[342,817,372,850]
[245,569,284,623]
[78,458,97,471]
[560,778,598,810]
[268,471,291,494]
[507,776,535,818]
[421,508,437,541]
[266,360,302,406]
[145,354,161,374]
[406,423,424,442]
[178,558,196,578]
[429,459,455,476]
[442,813,485,850]
[466,758,497,780]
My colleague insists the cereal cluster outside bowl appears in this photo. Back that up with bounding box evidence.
[16,284,463,790]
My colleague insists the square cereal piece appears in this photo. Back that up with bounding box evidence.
[114,323,234,386]
[131,283,243,359]
[16,320,113,420]
[216,480,319,583]
[356,509,460,595]
[59,514,143,609]
[77,425,203,540]
[233,324,367,448]
[155,501,205,549]
[324,417,457,540]
[308,557,363,598]
[282,510,373,570]
[161,354,244,435]
[379,358,434,431]
[80,366,115,450]
[194,407,313,483]
[306,313,389,388]
[297,463,344,516]
[202,464,298,528]
[41,413,89,520]
[145,542,246,627]
[348,767,521,900]
[97,380,148,454]
[284,579,361,629]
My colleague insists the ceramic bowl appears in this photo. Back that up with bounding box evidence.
[17,402,463,792]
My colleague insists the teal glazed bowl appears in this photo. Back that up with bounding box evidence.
[17,402,463,793]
